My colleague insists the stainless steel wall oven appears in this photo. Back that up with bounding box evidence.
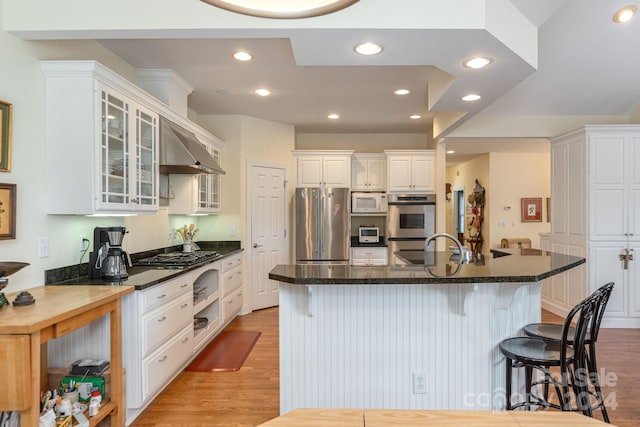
[386,194,436,260]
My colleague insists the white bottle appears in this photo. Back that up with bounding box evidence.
[88,396,100,417]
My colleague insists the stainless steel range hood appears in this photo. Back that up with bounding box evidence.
[159,117,225,175]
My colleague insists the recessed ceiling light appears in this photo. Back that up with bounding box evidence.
[410,115,422,120]
[233,51,253,61]
[200,0,359,19]
[613,5,637,23]
[328,113,340,119]
[254,88,272,97]
[354,42,383,56]
[462,94,481,102]
[394,89,410,95]
[446,150,456,154]
[463,57,493,69]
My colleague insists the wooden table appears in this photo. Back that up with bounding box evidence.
[259,409,615,426]
[0,285,133,427]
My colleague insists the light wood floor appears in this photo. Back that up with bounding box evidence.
[130,308,639,426]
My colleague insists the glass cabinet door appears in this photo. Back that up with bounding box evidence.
[196,146,221,212]
[135,108,158,209]
[100,90,130,206]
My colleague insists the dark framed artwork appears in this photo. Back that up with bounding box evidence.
[0,100,12,172]
[521,197,542,222]
[0,183,16,239]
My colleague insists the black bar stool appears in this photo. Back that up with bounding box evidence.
[499,289,602,415]
[522,282,614,423]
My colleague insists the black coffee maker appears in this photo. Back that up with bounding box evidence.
[89,226,132,280]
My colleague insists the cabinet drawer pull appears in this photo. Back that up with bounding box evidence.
[157,316,167,322]
[181,337,190,343]
[180,303,189,308]
[180,284,189,288]
[158,355,167,362]
[157,294,167,299]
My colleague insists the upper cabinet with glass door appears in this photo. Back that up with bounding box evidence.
[99,87,159,212]
[41,61,160,215]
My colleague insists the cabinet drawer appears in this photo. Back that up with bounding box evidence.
[222,267,243,297]
[140,278,192,314]
[142,293,192,355]
[222,254,243,272]
[142,324,193,401]
[223,289,243,324]
[351,247,387,259]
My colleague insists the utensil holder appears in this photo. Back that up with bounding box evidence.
[183,241,193,253]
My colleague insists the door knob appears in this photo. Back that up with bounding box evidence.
[253,243,263,248]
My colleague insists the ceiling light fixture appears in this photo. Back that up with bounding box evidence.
[233,51,253,61]
[462,94,481,102]
[410,115,422,120]
[254,88,272,97]
[394,89,410,95]
[613,5,637,23]
[446,150,455,154]
[354,42,383,56]
[328,113,340,119]
[200,0,359,19]
[463,57,493,69]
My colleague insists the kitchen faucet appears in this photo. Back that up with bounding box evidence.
[425,232,468,261]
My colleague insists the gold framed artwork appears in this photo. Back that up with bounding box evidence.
[546,197,551,222]
[521,197,542,222]
[0,100,12,172]
[0,183,16,239]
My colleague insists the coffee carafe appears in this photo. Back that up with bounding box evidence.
[89,226,132,280]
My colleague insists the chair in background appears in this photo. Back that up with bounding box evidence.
[499,289,602,416]
[522,282,614,422]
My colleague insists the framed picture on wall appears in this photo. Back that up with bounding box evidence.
[0,100,12,172]
[521,197,542,222]
[546,197,551,222]
[0,183,16,239]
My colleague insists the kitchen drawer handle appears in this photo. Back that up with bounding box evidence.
[157,294,167,299]
[180,284,189,288]
[181,337,190,343]
[180,303,189,308]
[157,316,167,322]
[158,356,167,362]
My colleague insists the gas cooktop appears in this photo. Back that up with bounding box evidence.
[133,251,220,268]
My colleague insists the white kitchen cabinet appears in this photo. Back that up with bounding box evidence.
[122,274,194,421]
[351,247,388,266]
[293,150,354,187]
[221,253,244,322]
[169,138,222,215]
[192,262,223,351]
[41,61,160,214]
[352,154,386,190]
[549,125,640,327]
[385,150,435,193]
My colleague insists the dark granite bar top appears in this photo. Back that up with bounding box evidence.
[269,248,585,285]
[47,244,243,291]
[350,236,387,248]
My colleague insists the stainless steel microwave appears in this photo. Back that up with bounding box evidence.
[351,192,388,214]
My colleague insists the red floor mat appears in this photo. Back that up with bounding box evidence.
[185,330,261,372]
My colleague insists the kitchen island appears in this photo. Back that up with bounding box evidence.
[269,249,585,414]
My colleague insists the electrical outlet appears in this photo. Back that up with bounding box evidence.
[168,228,175,241]
[38,237,49,258]
[413,372,427,394]
[80,235,89,251]
[230,225,237,236]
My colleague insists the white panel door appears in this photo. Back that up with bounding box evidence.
[367,157,385,190]
[411,155,435,192]
[323,156,350,187]
[250,164,287,310]
[387,156,412,191]
[297,156,323,187]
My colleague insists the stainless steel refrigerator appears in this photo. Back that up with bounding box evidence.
[295,187,350,262]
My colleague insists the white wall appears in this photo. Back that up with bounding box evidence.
[488,152,550,249]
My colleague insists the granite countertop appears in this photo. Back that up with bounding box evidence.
[50,247,244,291]
[269,248,585,285]
[350,236,387,247]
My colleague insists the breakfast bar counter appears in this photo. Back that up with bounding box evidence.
[269,249,585,415]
